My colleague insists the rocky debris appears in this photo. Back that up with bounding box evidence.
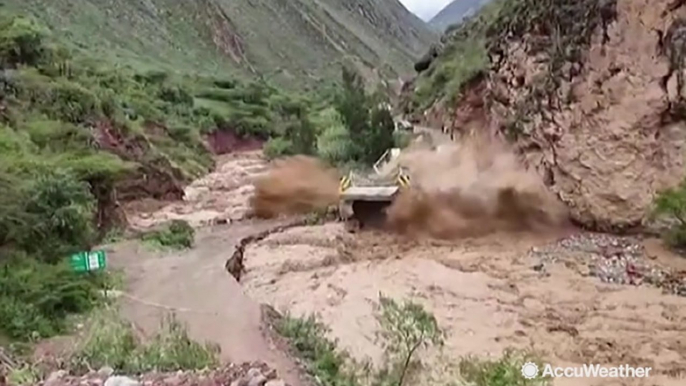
[0,348,17,369]
[126,151,267,229]
[37,363,287,386]
[529,233,686,296]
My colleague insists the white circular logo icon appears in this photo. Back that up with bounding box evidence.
[521,362,539,379]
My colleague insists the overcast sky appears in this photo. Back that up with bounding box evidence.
[400,0,453,20]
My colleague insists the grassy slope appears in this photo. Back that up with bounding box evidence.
[5,0,437,88]
[0,8,339,341]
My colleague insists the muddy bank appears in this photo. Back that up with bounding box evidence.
[226,217,313,282]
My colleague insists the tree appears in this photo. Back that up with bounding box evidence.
[334,67,396,164]
[335,67,368,160]
[374,295,444,386]
[18,169,96,263]
[367,89,396,164]
[283,104,317,155]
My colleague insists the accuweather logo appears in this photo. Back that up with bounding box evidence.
[521,363,652,379]
[521,362,539,379]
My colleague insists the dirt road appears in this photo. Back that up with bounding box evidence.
[109,151,305,386]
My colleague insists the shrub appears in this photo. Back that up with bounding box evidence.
[99,89,119,118]
[133,70,169,85]
[652,180,686,249]
[71,309,219,374]
[23,118,92,151]
[264,137,295,160]
[276,314,359,386]
[158,85,194,106]
[276,295,445,386]
[0,255,105,341]
[0,171,28,246]
[213,78,237,89]
[277,297,549,386]
[167,125,196,145]
[17,169,96,263]
[54,152,136,182]
[0,15,50,68]
[141,220,195,250]
[367,106,395,160]
[283,117,316,155]
[7,365,39,386]
[45,80,100,123]
[374,295,444,386]
[458,349,549,386]
[317,123,354,165]
[137,314,219,371]
[393,130,411,149]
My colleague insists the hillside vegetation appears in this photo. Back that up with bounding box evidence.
[0,5,408,343]
[4,0,437,89]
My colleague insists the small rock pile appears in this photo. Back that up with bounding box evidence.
[529,233,686,296]
[37,362,287,386]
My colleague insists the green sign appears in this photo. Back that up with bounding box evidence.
[70,250,107,272]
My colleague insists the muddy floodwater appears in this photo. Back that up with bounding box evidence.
[113,149,686,386]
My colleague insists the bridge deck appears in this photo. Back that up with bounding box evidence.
[340,186,399,201]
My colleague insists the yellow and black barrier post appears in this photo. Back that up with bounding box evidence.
[397,172,411,188]
[339,174,352,193]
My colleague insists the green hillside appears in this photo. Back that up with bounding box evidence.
[5,0,437,88]
[0,2,414,341]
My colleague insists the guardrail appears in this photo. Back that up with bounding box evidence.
[373,148,401,174]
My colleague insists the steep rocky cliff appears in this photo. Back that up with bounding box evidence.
[410,0,686,230]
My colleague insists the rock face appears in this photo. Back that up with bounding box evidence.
[446,0,686,230]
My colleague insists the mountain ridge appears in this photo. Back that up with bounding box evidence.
[429,0,492,32]
[5,0,437,88]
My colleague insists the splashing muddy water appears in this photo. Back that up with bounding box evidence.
[387,137,570,238]
[249,137,569,239]
[250,155,341,219]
